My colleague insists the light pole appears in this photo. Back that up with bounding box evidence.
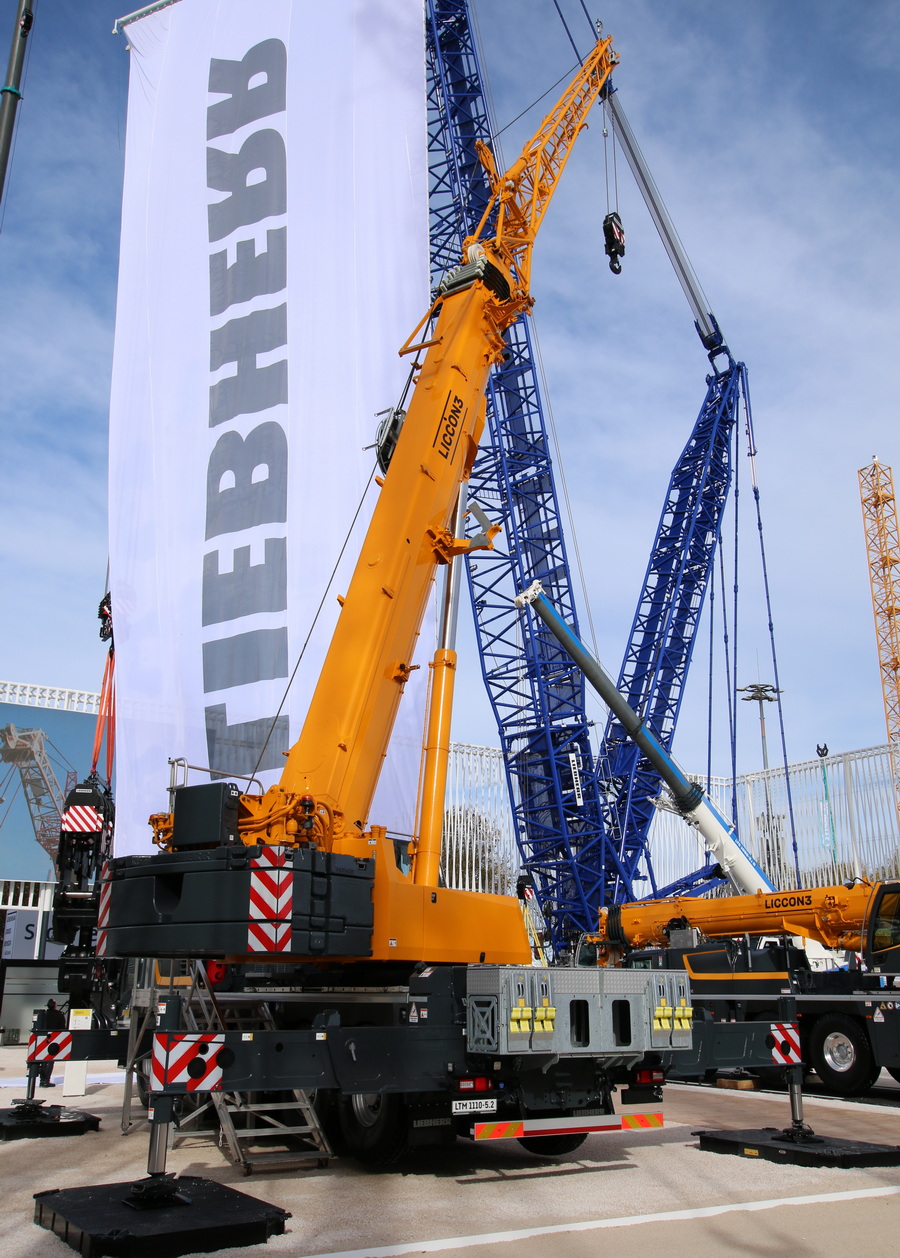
[738,683,781,884]
[817,743,838,875]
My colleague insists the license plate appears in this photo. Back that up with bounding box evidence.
[451,1097,497,1115]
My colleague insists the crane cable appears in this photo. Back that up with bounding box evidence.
[704,375,801,889]
[740,368,801,886]
[249,466,380,781]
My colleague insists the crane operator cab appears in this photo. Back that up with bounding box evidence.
[867,882,900,974]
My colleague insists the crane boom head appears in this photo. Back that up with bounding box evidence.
[463,33,618,304]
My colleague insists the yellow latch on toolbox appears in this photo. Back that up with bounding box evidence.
[509,1006,533,1033]
[673,998,693,1030]
[533,1005,556,1033]
[653,999,672,1030]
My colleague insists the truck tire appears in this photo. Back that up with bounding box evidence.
[808,1014,879,1095]
[338,1092,408,1167]
[517,1133,588,1156]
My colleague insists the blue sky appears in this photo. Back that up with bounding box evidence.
[1,0,898,810]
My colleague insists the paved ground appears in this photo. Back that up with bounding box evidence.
[2,1045,899,1258]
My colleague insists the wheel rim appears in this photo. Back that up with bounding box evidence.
[351,1093,383,1128]
[822,1030,856,1073]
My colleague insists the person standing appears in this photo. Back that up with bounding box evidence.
[38,999,66,1087]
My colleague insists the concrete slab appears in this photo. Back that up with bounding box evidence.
[1,1046,898,1258]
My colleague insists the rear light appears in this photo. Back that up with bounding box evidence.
[634,1068,665,1086]
[457,1076,491,1092]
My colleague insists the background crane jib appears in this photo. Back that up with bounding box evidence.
[427,0,763,949]
[427,0,622,952]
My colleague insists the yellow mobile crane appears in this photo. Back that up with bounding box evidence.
[516,579,900,1097]
[119,29,621,968]
[598,882,900,968]
[97,30,696,1169]
[594,879,900,1096]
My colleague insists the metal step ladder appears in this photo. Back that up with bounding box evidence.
[173,962,333,1175]
[120,957,164,1133]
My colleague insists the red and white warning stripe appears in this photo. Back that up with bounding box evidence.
[150,1033,225,1092]
[27,1032,73,1064]
[472,1111,663,1140]
[95,862,111,957]
[61,805,104,833]
[770,1021,802,1065]
[248,846,293,952]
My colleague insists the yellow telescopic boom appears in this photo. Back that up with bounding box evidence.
[150,33,619,966]
[228,32,619,852]
[601,882,888,956]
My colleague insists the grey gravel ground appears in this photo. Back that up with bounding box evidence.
[2,1046,899,1258]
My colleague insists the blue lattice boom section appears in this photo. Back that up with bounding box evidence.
[426,0,745,939]
[426,0,631,949]
[602,361,747,897]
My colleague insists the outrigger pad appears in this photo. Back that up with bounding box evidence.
[694,1126,900,1168]
[0,1100,101,1141]
[34,1176,290,1258]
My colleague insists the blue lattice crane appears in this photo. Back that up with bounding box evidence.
[426,3,755,945]
[426,1,628,951]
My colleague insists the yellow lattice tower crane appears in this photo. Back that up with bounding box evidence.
[859,458,900,834]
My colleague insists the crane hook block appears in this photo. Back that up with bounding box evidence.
[602,211,625,274]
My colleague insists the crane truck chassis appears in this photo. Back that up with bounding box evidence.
[516,582,900,1097]
[603,882,900,1096]
[95,826,695,1164]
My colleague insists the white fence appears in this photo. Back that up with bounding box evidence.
[0,681,100,715]
[648,744,900,892]
[442,743,518,895]
[4,674,895,895]
[444,742,900,895]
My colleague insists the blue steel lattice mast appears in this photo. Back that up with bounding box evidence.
[426,3,749,935]
[426,1,643,950]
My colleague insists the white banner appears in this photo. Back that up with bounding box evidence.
[109,0,429,854]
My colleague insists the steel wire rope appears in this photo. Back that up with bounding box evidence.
[741,369,801,886]
[44,736,76,779]
[551,0,582,65]
[249,466,380,782]
[546,0,621,222]
[530,319,601,661]
[600,97,619,217]
[0,764,21,828]
[468,1,502,156]
[489,64,580,142]
[718,540,736,828]
[729,406,741,831]
[706,529,719,793]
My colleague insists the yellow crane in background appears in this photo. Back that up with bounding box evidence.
[858,458,900,832]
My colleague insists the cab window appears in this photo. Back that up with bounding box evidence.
[871,890,900,956]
